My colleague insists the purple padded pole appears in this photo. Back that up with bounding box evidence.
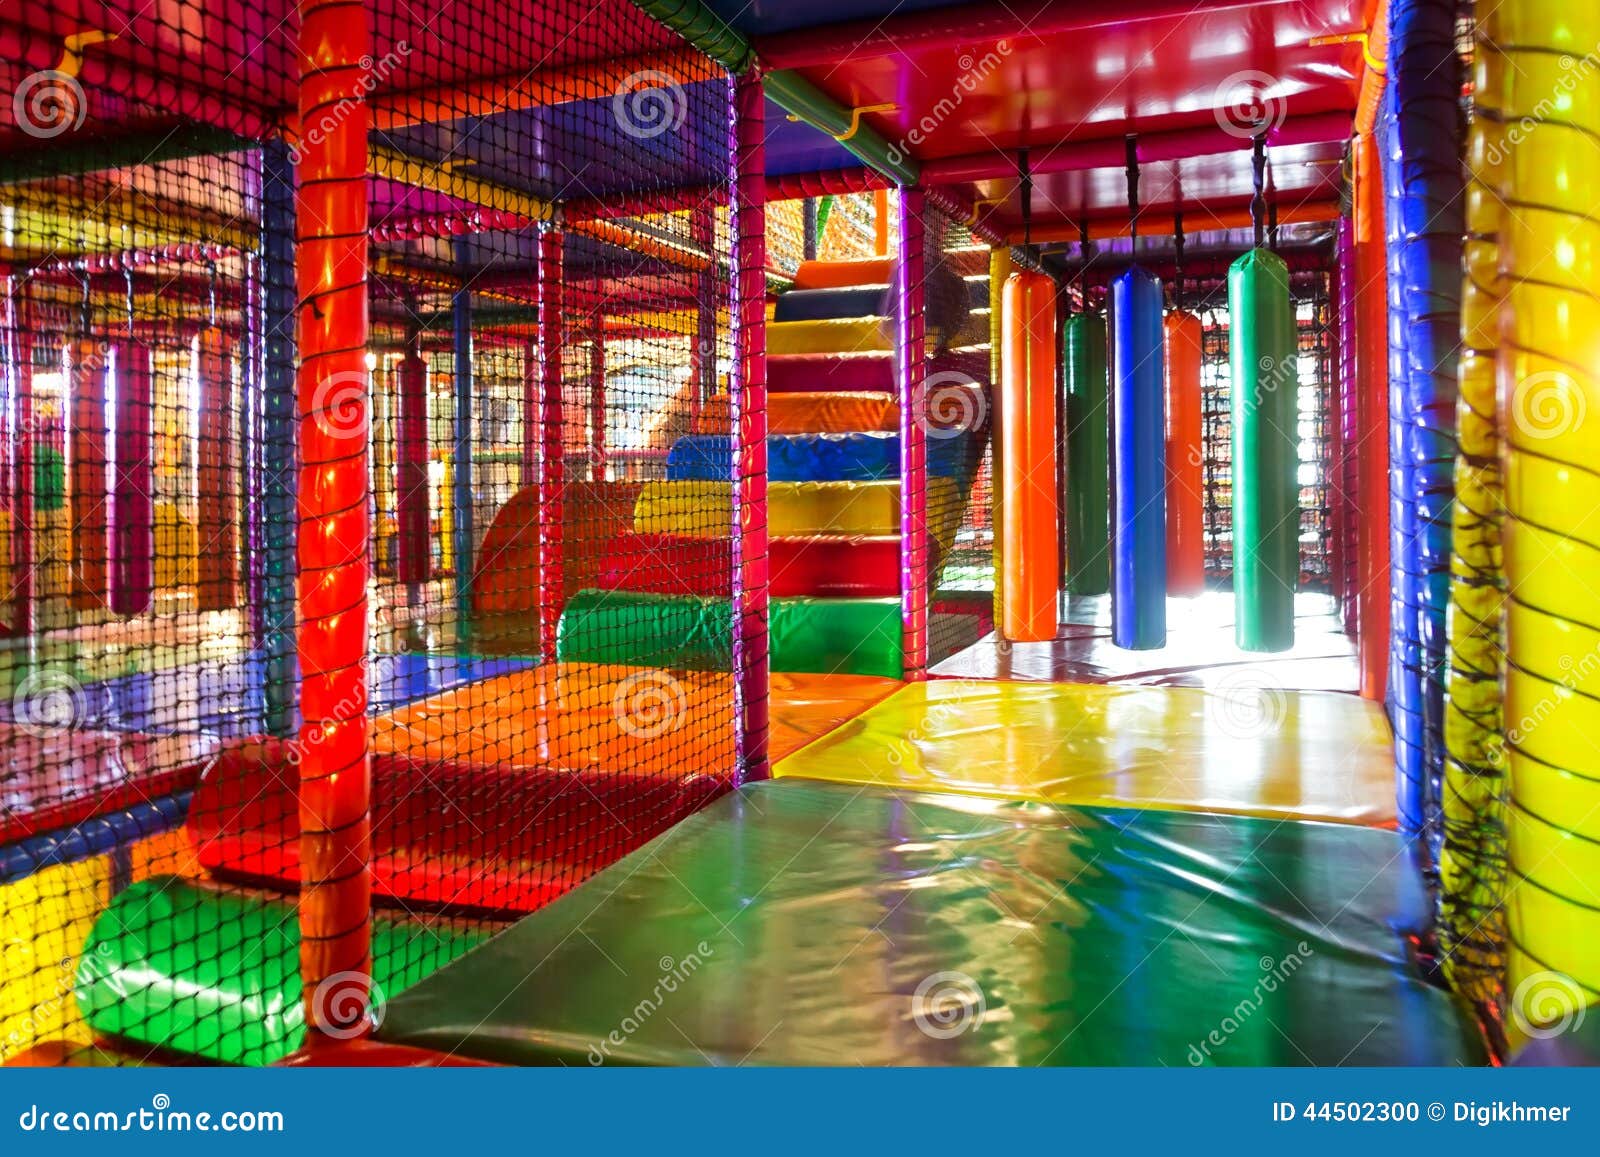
[730,70,769,784]
[898,188,929,679]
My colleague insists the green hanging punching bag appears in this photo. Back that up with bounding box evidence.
[1228,249,1299,652]
[1064,313,1110,595]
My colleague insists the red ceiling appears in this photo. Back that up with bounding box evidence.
[788,0,1368,228]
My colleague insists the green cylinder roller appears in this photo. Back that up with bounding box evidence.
[1065,314,1111,595]
[1228,249,1299,651]
[557,589,734,670]
[75,878,486,1066]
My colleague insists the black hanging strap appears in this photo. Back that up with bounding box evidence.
[1173,210,1185,296]
[1251,131,1267,250]
[1124,135,1140,243]
[1018,148,1033,248]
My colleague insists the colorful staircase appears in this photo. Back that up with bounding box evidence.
[556,257,993,679]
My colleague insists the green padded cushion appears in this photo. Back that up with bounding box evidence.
[379,780,1486,1067]
[557,589,902,678]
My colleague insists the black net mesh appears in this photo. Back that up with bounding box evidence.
[1181,268,1336,591]
[0,0,741,1066]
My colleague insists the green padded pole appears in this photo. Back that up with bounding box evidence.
[1228,249,1299,651]
[1065,313,1110,595]
[627,0,752,72]
[624,0,918,187]
[762,71,920,187]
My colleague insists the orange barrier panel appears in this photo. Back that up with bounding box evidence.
[692,391,897,435]
[1163,310,1205,596]
[999,271,1059,642]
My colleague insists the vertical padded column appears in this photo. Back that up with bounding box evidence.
[536,226,565,662]
[110,339,153,616]
[1228,249,1298,653]
[394,342,430,586]
[1499,0,1600,1027]
[260,139,298,738]
[1353,128,1392,701]
[197,327,239,611]
[451,255,474,644]
[1064,313,1110,595]
[730,70,770,781]
[294,0,373,1038]
[999,269,1059,642]
[1110,267,1166,650]
[69,338,108,611]
[1162,310,1205,597]
[898,188,930,675]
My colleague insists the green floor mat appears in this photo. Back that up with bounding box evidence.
[379,780,1485,1066]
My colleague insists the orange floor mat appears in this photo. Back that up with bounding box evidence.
[374,662,901,771]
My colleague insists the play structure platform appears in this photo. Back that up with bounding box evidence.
[380,779,1484,1067]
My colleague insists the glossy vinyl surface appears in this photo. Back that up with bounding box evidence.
[379,779,1483,1066]
[778,677,1396,826]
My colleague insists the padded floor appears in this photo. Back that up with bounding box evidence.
[375,662,898,770]
[775,679,1396,826]
[930,591,1358,690]
[378,779,1484,1067]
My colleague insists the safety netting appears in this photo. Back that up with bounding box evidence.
[1185,270,1337,591]
[0,0,751,1066]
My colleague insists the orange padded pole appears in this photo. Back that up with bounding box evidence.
[1163,310,1205,596]
[1000,270,1060,641]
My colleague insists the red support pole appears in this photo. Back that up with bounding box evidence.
[110,340,153,616]
[1163,310,1205,597]
[295,0,372,1040]
[520,338,538,484]
[1353,130,1390,701]
[898,188,929,679]
[5,278,32,636]
[1326,260,1348,627]
[731,71,769,784]
[536,225,565,662]
[69,338,109,612]
[196,327,239,610]
[588,329,607,480]
[394,340,430,585]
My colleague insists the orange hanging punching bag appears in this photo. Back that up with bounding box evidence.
[1163,309,1205,596]
[1000,270,1060,642]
